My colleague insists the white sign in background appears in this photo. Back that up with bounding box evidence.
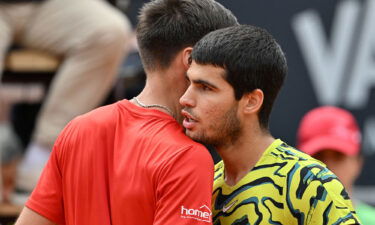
[292,0,375,156]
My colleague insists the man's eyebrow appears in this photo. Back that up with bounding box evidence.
[192,79,218,89]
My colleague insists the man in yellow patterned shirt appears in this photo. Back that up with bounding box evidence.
[180,24,360,225]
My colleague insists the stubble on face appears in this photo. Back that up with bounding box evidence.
[186,104,242,149]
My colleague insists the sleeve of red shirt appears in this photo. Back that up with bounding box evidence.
[153,145,214,225]
[25,121,76,225]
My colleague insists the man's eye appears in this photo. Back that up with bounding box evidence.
[201,85,211,91]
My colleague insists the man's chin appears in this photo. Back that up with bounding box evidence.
[184,130,194,139]
[186,132,211,146]
[185,131,200,141]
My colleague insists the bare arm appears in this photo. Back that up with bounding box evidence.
[15,207,56,225]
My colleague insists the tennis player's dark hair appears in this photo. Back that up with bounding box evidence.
[192,24,288,129]
[136,0,238,71]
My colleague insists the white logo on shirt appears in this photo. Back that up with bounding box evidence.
[222,199,238,213]
[180,205,212,223]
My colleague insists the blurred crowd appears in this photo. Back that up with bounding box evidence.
[0,0,137,204]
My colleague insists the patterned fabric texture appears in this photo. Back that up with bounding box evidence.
[212,139,361,225]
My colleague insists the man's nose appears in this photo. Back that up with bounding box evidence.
[179,87,195,107]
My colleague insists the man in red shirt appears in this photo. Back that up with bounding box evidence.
[14,0,238,224]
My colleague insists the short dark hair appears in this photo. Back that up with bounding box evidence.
[191,24,288,129]
[136,0,238,71]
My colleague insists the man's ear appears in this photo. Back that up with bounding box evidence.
[241,89,264,114]
[182,47,193,69]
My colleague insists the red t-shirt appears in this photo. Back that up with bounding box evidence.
[26,100,214,225]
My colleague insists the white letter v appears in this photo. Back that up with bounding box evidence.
[292,0,360,105]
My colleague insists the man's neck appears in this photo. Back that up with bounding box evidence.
[134,71,185,123]
[217,131,275,186]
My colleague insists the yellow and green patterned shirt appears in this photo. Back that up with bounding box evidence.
[212,139,361,225]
